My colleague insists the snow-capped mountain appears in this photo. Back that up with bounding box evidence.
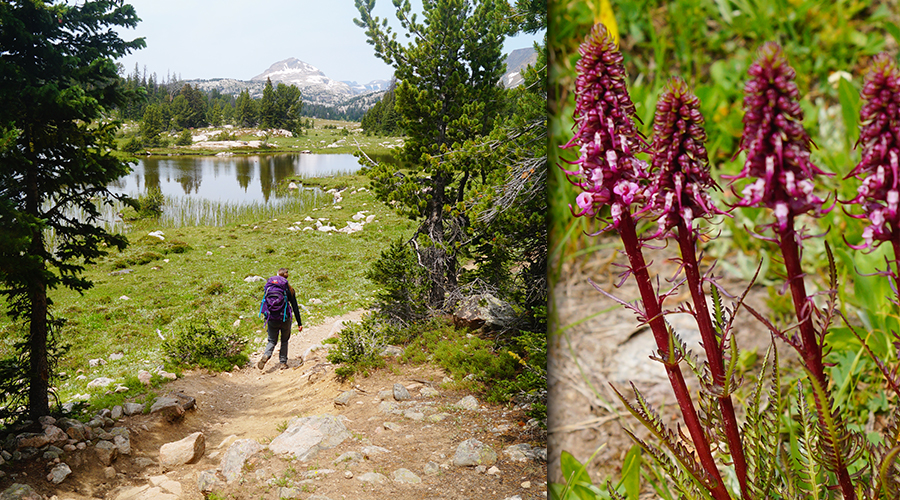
[251,58,356,98]
[186,49,536,112]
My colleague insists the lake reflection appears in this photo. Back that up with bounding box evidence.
[110,153,363,203]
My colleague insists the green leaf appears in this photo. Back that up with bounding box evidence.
[886,22,900,46]
[620,445,642,499]
[561,451,593,485]
[837,76,860,147]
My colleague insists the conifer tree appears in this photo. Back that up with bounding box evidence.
[0,0,144,420]
[355,0,507,308]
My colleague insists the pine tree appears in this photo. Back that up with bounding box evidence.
[0,0,144,420]
[355,0,507,308]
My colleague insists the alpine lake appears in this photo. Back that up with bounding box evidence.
[108,153,365,227]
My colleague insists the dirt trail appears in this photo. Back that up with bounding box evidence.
[7,309,547,500]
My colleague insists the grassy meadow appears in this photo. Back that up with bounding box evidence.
[0,174,415,409]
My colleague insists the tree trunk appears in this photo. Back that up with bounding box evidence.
[27,227,50,421]
[417,172,460,310]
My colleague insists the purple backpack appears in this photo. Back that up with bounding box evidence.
[260,276,291,322]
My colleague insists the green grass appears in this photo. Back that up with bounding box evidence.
[0,174,415,413]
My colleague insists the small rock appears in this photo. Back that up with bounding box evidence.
[197,470,223,493]
[356,472,387,484]
[334,390,355,406]
[424,461,440,475]
[455,395,479,410]
[420,387,439,398]
[392,383,410,401]
[392,468,422,484]
[487,466,501,475]
[109,352,125,361]
[361,445,391,458]
[332,451,363,465]
[95,440,118,466]
[452,438,497,467]
[244,275,265,283]
[377,390,393,401]
[47,463,71,484]
[123,402,144,416]
[475,465,487,474]
[86,377,115,389]
[103,466,116,480]
[110,405,123,419]
[521,481,532,489]
[278,486,301,499]
[0,483,41,499]
[344,471,353,479]
[221,439,263,483]
[137,370,152,385]
[404,410,425,421]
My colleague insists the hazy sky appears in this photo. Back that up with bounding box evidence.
[113,0,544,83]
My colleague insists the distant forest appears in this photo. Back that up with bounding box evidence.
[116,65,368,126]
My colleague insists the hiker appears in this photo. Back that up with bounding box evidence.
[258,268,303,370]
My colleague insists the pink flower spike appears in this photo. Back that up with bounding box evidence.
[730,42,830,234]
[647,77,726,237]
[560,23,646,228]
[845,54,900,251]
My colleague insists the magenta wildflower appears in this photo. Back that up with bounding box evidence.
[728,42,831,233]
[846,54,900,252]
[562,23,647,227]
[648,77,726,237]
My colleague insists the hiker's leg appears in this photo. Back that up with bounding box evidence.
[264,321,279,358]
[278,323,291,364]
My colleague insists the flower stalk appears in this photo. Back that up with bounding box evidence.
[729,42,854,499]
[648,78,749,499]
[562,24,731,500]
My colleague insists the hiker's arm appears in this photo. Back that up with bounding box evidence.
[288,291,303,330]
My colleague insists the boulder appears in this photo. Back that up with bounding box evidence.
[0,484,42,500]
[159,431,205,467]
[268,415,350,461]
[221,439,263,483]
[95,440,118,466]
[453,293,516,330]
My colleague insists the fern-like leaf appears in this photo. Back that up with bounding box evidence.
[742,342,781,498]
[611,382,712,486]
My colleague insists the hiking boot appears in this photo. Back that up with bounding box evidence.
[278,362,289,370]
[257,355,269,369]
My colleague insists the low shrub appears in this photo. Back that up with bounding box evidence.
[326,315,386,379]
[163,319,248,371]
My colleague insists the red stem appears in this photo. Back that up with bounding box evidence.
[618,213,732,500]
[778,216,856,500]
[891,224,900,308]
[675,221,749,500]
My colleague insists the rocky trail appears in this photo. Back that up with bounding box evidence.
[0,310,547,500]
